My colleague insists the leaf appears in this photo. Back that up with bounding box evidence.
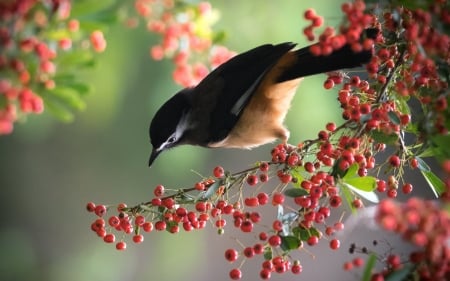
[284,188,308,198]
[263,246,272,260]
[44,99,74,122]
[290,167,305,187]
[71,0,116,17]
[342,182,379,203]
[201,180,222,200]
[344,176,377,192]
[343,163,359,179]
[280,236,301,251]
[361,254,377,281]
[420,170,445,197]
[388,111,401,125]
[281,212,298,236]
[47,87,86,111]
[385,264,415,281]
[416,157,431,172]
[292,227,309,241]
[370,130,399,145]
[395,96,411,116]
[57,50,95,67]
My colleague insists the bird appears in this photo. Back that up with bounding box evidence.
[148,30,377,167]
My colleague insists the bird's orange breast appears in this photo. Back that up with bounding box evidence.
[208,52,301,149]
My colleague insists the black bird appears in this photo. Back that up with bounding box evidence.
[148,31,376,166]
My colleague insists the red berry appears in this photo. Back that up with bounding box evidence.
[155,220,167,231]
[343,261,353,271]
[108,216,120,227]
[330,195,342,208]
[94,205,107,217]
[244,197,259,207]
[326,122,337,132]
[153,184,164,197]
[225,249,239,262]
[259,232,268,241]
[334,221,344,231]
[213,166,225,178]
[253,243,264,254]
[243,246,255,258]
[134,215,145,226]
[143,221,153,232]
[268,235,281,247]
[115,241,127,250]
[402,183,413,194]
[304,8,316,20]
[259,162,269,172]
[259,173,269,183]
[352,198,363,208]
[257,192,269,205]
[410,158,419,169]
[323,78,335,89]
[260,269,271,279]
[103,233,115,243]
[240,220,253,232]
[291,263,303,274]
[330,238,340,250]
[389,155,401,167]
[272,192,285,205]
[353,257,364,267]
[195,182,205,191]
[229,268,242,280]
[307,235,319,246]
[86,202,96,212]
[246,174,258,186]
[132,234,144,244]
[387,189,397,198]
[287,153,300,166]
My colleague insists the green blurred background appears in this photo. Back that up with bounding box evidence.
[0,1,430,281]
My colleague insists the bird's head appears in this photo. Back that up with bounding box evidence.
[148,89,192,167]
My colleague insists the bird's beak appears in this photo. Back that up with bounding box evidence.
[148,148,161,167]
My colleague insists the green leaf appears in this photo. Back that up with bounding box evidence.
[201,180,222,200]
[420,170,445,197]
[344,176,377,192]
[370,130,399,145]
[361,254,377,281]
[47,87,86,111]
[44,99,74,122]
[343,163,359,179]
[385,264,415,281]
[280,236,301,251]
[284,188,308,198]
[71,0,116,17]
[388,111,401,125]
[395,96,411,116]
[416,157,431,172]
[292,227,309,241]
[57,50,95,67]
[417,147,435,158]
[342,182,379,203]
[290,167,305,187]
[263,246,272,260]
[212,30,227,44]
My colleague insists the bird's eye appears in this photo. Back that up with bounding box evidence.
[167,136,177,143]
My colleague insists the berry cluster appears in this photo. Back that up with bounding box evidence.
[87,0,449,280]
[130,0,236,87]
[0,0,110,134]
[375,198,450,280]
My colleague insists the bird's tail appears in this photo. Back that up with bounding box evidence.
[277,29,378,82]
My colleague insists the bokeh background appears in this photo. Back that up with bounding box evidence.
[0,1,436,281]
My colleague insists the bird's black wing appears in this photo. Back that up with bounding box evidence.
[193,43,295,144]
